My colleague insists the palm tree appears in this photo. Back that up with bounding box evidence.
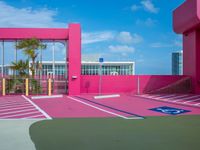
[7,60,29,94]
[10,59,29,78]
[16,38,46,78]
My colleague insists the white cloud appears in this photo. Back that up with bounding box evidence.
[141,0,159,14]
[150,42,172,48]
[131,4,141,11]
[136,18,157,27]
[82,31,115,44]
[117,32,143,44]
[150,36,183,48]
[0,1,66,27]
[109,45,135,53]
[83,31,143,45]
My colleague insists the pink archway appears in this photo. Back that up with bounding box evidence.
[0,23,81,95]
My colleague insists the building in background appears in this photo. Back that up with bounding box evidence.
[172,51,183,75]
[81,61,135,75]
[0,61,135,77]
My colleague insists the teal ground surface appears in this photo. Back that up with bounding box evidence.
[30,115,200,150]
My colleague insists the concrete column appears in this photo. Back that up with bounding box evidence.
[68,24,81,95]
[183,30,200,93]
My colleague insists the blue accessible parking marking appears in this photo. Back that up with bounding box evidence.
[149,106,191,115]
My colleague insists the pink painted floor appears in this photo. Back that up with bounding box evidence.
[79,94,200,117]
[0,95,47,119]
[1,94,200,119]
[31,96,114,118]
[30,94,200,119]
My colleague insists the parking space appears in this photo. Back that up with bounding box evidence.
[0,96,50,119]
[138,94,200,108]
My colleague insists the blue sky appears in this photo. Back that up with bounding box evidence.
[0,0,184,74]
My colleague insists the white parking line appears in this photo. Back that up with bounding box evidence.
[0,101,30,107]
[0,100,28,106]
[0,105,35,112]
[152,94,177,99]
[166,95,190,100]
[22,95,52,119]
[141,94,176,100]
[0,111,41,118]
[67,96,143,120]
[0,108,37,115]
[143,94,176,99]
[0,103,33,109]
[0,101,27,105]
[0,99,24,103]
[139,94,200,108]
[194,103,200,106]
[173,95,200,102]
[147,95,189,101]
[22,114,45,119]
[183,98,200,103]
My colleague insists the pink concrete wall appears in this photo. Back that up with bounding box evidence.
[173,0,199,34]
[68,24,81,95]
[0,28,68,40]
[80,75,187,94]
[183,31,200,93]
[173,0,200,93]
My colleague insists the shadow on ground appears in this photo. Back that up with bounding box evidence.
[29,116,200,150]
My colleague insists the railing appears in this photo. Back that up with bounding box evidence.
[52,80,68,94]
[0,77,68,96]
[28,78,48,95]
[5,78,26,95]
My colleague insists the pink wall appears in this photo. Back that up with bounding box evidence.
[173,0,200,93]
[80,75,187,94]
[173,0,199,34]
[183,31,200,93]
[68,24,81,95]
[0,28,69,40]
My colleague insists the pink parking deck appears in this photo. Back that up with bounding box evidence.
[75,94,200,117]
[1,94,200,119]
[30,94,200,119]
[0,96,48,119]
[31,96,114,118]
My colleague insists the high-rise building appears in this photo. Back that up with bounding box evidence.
[172,51,183,75]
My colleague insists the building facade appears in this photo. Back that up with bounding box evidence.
[81,61,135,75]
[0,61,135,77]
[172,51,183,75]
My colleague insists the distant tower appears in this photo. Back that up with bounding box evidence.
[172,51,183,75]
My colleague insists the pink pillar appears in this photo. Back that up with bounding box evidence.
[68,24,81,95]
[183,31,200,93]
[173,0,200,93]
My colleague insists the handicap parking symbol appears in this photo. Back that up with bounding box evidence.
[149,106,190,115]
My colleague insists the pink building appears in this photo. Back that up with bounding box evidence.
[0,24,81,95]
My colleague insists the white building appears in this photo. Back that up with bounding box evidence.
[0,61,135,77]
[81,61,135,75]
